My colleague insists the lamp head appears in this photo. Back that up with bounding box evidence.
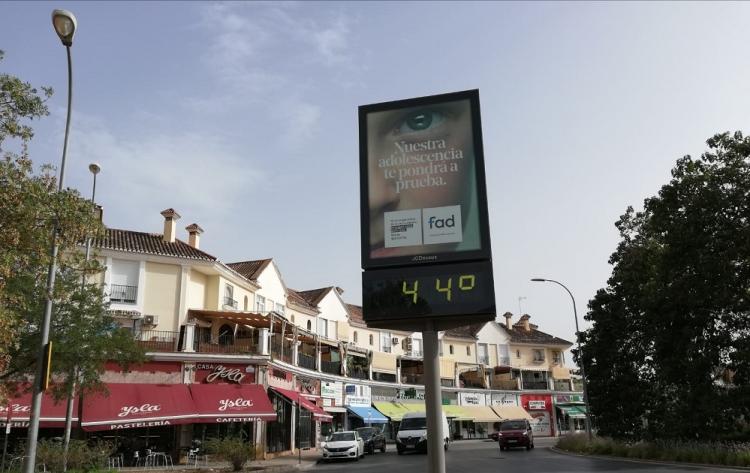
[52,9,77,46]
[88,163,101,175]
[530,278,546,282]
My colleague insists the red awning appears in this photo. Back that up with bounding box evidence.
[81,383,197,432]
[0,389,78,428]
[189,384,277,423]
[271,387,332,421]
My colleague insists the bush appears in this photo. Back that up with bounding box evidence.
[204,437,255,471]
[34,439,114,472]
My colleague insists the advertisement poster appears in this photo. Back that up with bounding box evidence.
[491,393,518,407]
[529,411,552,436]
[459,392,487,406]
[360,90,491,269]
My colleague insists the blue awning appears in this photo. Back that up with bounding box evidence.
[347,406,389,424]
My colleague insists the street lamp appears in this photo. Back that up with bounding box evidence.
[531,278,593,440]
[23,10,78,473]
[62,163,101,471]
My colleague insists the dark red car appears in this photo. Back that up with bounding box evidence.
[497,419,535,451]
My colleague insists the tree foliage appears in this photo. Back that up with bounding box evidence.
[0,50,145,402]
[581,131,750,441]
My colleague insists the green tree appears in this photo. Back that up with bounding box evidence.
[581,131,750,441]
[0,50,145,401]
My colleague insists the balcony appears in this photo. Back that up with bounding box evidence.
[194,334,257,354]
[401,373,424,385]
[110,284,137,303]
[554,380,572,391]
[270,339,293,364]
[478,355,490,366]
[522,380,549,390]
[348,367,369,380]
[490,379,519,390]
[298,353,316,371]
[320,360,341,376]
[223,296,238,310]
[135,330,180,352]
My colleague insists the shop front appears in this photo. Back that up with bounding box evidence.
[320,381,345,435]
[520,394,554,437]
[343,384,387,429]
[554,394,586,434]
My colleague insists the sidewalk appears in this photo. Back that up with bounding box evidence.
[120,449,318,473]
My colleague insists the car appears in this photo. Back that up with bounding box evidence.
[396,411,450,455]
[497,419,534,451]
[320,431,365,461]
[355,427,386,454]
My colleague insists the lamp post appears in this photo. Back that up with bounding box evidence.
[62,163,100,471]
[23,10,77,473]
[531,278,593,440]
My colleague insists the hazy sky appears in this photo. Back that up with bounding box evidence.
[3,2,750,352]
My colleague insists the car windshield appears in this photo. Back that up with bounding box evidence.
[329,433,355,442]
[356,428,374,439]
[400,417,427,430]
[500,421,527,431]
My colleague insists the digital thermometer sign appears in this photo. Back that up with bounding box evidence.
[362,260,495,327]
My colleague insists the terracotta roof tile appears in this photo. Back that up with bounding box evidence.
[287,288,318,312]
[345,303,368,328]
[501,322,573,346]
[94,228,216,261]
[297,287,332,306]
[444,323,485,340]
[226,259,272,281]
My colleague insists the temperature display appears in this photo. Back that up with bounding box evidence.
[362,260,495,324]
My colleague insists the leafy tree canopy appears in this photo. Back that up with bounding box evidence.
[581,131,750,441]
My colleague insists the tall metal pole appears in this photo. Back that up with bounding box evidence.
[24,44,73,473]
[532,278,593,440]
[422,322,445,473]
[62,165,98,471]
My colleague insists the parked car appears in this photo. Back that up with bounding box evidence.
[320,431,365,461]
[396,411,450,455]
[497,419,534,451]
[355,427,386,454]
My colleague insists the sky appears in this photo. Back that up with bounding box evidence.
[3,1,750,356]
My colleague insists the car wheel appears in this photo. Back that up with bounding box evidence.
[526,444,531,451]
[397,446,404,455]
[381,443,386,453]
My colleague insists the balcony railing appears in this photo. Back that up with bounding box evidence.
[223,296,238,309]
[522,380,549,390]
[136,330,180,352]
[490,379,519,390]
[478,355,490,365]
[194,334,257,354]
[348,367,369,380]
[298,353,316,370]
[110,284,137,303]
[498,357,511,366]
[410,350,423,358]
[321,360,341,375]
[401,373,424,385]
[554,380,572,391]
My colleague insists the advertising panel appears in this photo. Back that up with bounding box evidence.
[321,381,343,407]
[521,394,554,437]
[491,393,518,407]
[459,392,487,406]
[359,89,491,270]
[344,384,372,407]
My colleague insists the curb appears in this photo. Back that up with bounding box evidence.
[549,446,750,472]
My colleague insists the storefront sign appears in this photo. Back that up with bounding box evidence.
[195,363,256,384]
[344,384,372,407]
[321,381,343,406]
[206,366,245,384]
[218,398,253,411]
[459,392,487,406]
[528,400,546,410]
[371,386,400,402]
[118,403,161,417]
[110,420,171,430]
[555,394,582,403]
[491,393,518,406]
[396,388,425,400]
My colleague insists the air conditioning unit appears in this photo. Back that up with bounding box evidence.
[143,315,159,326]
[391,337,399,345]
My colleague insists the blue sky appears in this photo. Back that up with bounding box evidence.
[3,1,750,350]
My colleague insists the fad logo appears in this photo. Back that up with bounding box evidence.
[218,398,253,411]
[118,403,161,417]
[422,205,462,245]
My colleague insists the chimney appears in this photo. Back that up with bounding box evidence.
[335,287,345,295]
[185,223,204,249]
[520,314,531,332]
[160,208,181,243]
[503,311,513,329]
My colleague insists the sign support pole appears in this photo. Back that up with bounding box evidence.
[422,321,445,473]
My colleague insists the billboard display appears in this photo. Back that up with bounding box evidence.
[359,90,491,269]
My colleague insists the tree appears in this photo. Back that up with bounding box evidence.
[581,131,750,441]
[0,50,145,402]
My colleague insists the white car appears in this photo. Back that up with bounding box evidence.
[320,431,365,461]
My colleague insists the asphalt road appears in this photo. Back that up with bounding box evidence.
[309,438,737,473]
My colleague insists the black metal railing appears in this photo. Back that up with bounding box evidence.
[522,380,549,390]
[348,367,369,380]
[223,296,238,309]
[194,334,257,354]
[136,330,180,352]
[401,373,424,385]
[298,353,316,370]
[320,360,341,375]
[110,284,137,303]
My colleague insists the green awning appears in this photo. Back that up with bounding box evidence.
[558,405,586,418]
[442,405,472,421]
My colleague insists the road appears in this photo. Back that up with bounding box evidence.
[309,438,733,472]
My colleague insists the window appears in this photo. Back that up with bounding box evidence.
[109,259,139,304]
[317,317,328,338]
[353,331,358,344]
[499,344,511,365]
[291,314,295,323]
[243,295,248,311]
[533,349,545,362]
[478,343,489,365]
[369,334,374,346]
[466,346,471,356]
[412,338,423,357]
[256,295,266,313]
[307,320,312,331]
[223,284,237,309]
[267,299,275,312]
[381,332,392,353]
[449,345,454,355]
[553,351,562,364]
[516,349,521,359]
[275,302,285,315]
